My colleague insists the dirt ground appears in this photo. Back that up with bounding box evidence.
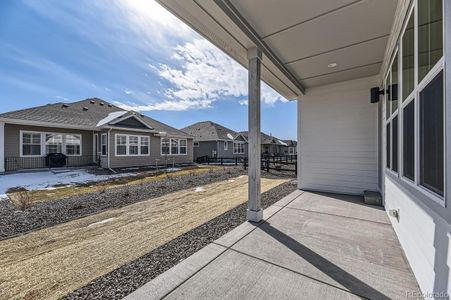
[0,175,288,300]
[7,166,220,205]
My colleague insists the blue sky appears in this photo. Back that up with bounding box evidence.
[0,0,297,139]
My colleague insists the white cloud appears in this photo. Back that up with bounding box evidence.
[115,99,212,111]
[239,99,248,106]
[133,38,287,111]
[124,89,133,95]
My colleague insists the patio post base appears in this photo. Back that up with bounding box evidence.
[246,209,263,223]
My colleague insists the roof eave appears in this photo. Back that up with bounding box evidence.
[0,117,98,131]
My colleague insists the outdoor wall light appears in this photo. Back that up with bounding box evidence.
[370,87,384,103]
[370,84,398,103]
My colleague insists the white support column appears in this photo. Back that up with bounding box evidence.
[0,122,5,173]
[246,47,262,222]
[297,97,302,189]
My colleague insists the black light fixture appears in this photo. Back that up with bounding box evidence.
[370,84,398,103]
[370,87,384,103]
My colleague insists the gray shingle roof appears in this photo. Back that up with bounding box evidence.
[239,131,286,145]
[0,98,191,137]
[181,121,238,141]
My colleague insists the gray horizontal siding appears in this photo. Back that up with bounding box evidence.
[108,129,193,168]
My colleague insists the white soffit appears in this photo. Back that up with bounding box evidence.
[157,0,398,93]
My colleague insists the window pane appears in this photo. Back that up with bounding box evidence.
[392,116,398,173]
[420,71,444,195]
[402,13,415,100]
[418,0,443,81]
[45,134,63,154]
[66,134,81,155]
[386,123,391,169]
[141,137,149,155]
[171,139,179,155]
[391,54,398,114]
[161,138,170,155]
[117,146,127,155]
[403,100,415,181]
[66,145,81,155]
[129,146,138,155]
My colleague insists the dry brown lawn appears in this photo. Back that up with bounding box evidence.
[7,166,220,205]
[0,175,288,300]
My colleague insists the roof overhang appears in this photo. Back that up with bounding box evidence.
[156,0,398,95]
[156,0,305,100]
[0,117,97,131]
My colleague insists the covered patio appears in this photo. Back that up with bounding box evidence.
[137,0,449,298]
[126,190,420,299]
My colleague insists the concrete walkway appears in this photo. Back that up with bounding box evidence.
[125,190,421,300]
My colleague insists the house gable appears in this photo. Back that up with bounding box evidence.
[114,117,149,129]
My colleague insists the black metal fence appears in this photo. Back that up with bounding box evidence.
[196,155,297,174]
[5,155,99,172]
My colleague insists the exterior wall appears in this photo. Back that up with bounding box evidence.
[3,123,94,170]
[193,141,218,159]
[193,140,247,160]
[383,0,451,296]
[218,140,247,158]
[108,129,193,168]
[299,76,379,195]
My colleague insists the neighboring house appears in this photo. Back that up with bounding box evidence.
[181,121,247,160]
[282,140,297,155]
[0,98,193,172]
[239,131,288,156]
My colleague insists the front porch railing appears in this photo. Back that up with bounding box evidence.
[4,155,99,172]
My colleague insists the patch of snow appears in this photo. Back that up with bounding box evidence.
[228,179,235,183]
[96,111,128,127]
[0,170,136,195]
[0,194,8,201]
[166,168,182,172]
[194,187,205,192]
[227,133,234,140]
[87,217,116,227]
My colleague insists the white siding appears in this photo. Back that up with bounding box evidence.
[299,76,379,195]
[385,176,451,296]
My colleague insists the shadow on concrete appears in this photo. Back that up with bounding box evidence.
[259,221,391,300]
[312,191,386,211]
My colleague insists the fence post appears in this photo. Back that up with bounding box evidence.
[266,158,269,172]
[221,157,223,165]
[235,157,238,166]
[295,159,297,175]
[244,157,247,170]
[207,156,210,165]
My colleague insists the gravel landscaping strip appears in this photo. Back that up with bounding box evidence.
[63,180,297,300]
[0,167,252,239]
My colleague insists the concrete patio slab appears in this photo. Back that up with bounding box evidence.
[215,191,303,248]
[123,243,226,300]
[164,249,360,300]
[126,190,420,300]
[286,191,390,224]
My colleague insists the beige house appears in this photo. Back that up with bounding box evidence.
[0,98,193,171]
